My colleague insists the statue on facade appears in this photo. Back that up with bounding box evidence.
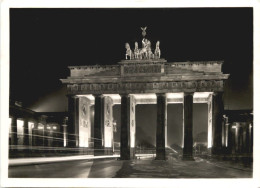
[154,41,161,59]
[134,42,140,59]
[139,38,148,59]
[125,43,133,60]
[124,27,161,60]
[141,26,147,38]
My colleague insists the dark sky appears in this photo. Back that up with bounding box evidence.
[10,8,253,146]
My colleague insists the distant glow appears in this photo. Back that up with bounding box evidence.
[17,120,24,132]
[194,92,213,99]
[167,93,183,99]
[104,126,112,147]
[53,126,57,130]
[17,120,24,145]
[9,118,12,134]
[232,125,237,129]
[38,124,44,130]
[133,93,156,100]
[103,94,121,100]
[28,122,34,146]
[47,126,51,130]
[79,119,89,147]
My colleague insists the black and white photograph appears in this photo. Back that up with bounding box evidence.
[0,1,259,188]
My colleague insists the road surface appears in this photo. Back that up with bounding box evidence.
[9,156,252,178]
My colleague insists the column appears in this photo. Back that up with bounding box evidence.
[103,96,114,155]
[10,116,17,153]
[10,116,17,146]
[32,121,38,147]
[183,92,194,160]
[94,94,104,156]
[120,94,131,160]
[130,95,136,159]
[227,122,233,153]
[62,124,68,147]
[212,92,224,155]
[207,94,213,153]
[23,119,29,146]
[156,93,167,160]
[67,95,79,148]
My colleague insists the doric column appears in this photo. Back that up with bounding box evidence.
[207,94,213,153]
[183,92,194,160]
[10,116,17,146]
[67,95,79,148]
[23,119,29,146]
[227,122,233,153]
[212,92,224,155]
[155,93,167,160]
[130,95,136,159]
[94,94,104,156]
[120,94,131,160]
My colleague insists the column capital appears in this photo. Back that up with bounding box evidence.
[66,94,79,99]
[183,92,194,97]
[119,93,130,98]
[156,93,167,97]
[212,91,224,96]
[93,94,103,98]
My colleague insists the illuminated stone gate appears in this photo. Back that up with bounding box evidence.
[61,58,229,160]
[61,29,229,160]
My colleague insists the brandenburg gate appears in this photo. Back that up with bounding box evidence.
[60,28,229,160]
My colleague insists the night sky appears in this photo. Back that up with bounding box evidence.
[10,8,253,146]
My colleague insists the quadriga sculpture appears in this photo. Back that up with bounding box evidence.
[154,41,161,59]
[125,43,133,60]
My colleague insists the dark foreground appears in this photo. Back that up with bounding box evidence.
[9,155,252,178]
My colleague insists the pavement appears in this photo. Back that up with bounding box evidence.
[8,155,252,178]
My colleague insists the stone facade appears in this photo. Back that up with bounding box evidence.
[61,59,230,160]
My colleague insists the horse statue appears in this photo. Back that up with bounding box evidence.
[134,42,140,59]
[146,40,154,59]
[139,38,148,59]
[125,43,133,60]
[154,41,161,59]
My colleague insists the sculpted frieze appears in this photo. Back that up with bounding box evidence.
[124,65,161,74]
[67,80,224,94]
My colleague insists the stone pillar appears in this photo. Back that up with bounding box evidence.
[183,92,194,160]
[23,119,29,146]
[103,96,114,155]
[32,121,38,146]
[249,123,253,153]
[155,93,167,160]
[94,94,104,156]
[62,124,68,147]
[212,92,224,155]
[79,97,92,148]
[130,95,136,159]
[120,94,131,160]
[227,123,233,153]
[207,94,213,153]
[10,116,17,146]
[67,95,79,148]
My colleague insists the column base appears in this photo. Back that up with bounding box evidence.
[182,154,194,161]
[130,148,136,159]
[104,148,113,155]
[94,148,104,156]
[155,152,166,160]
